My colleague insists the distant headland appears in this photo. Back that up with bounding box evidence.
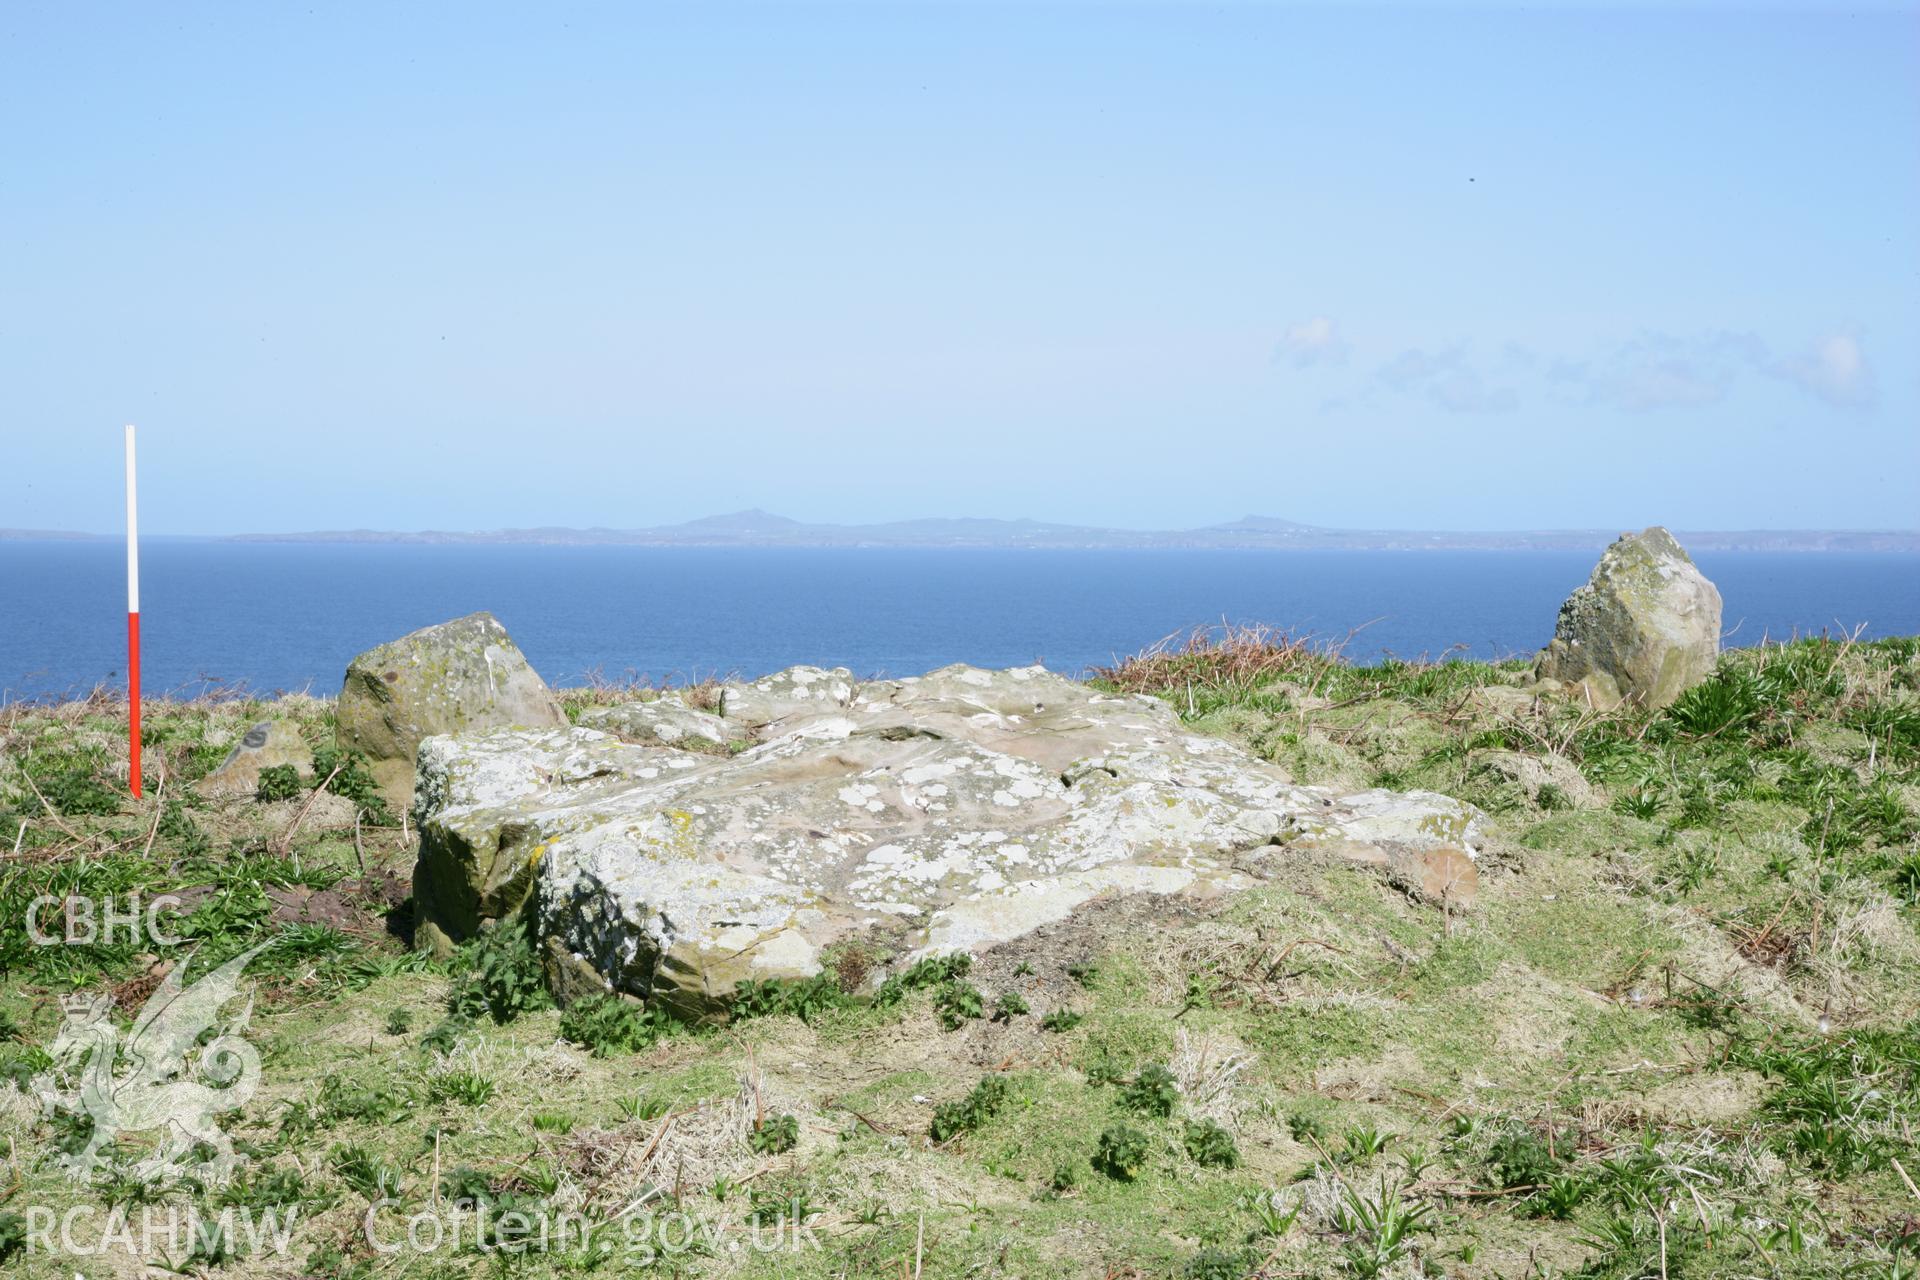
[136,511,1920,552]
[7,513,1918,551]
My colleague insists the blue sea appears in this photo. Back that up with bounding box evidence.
[1,541,1914,701]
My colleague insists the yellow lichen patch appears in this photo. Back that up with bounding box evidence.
[631,809,706,861]
[1417,810,1470,843]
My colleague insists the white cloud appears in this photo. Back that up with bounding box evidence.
[1375,345,1518,414]
[1274,316,1350,368]
[1549,330,1873,412]
[1309,325,1876,418]
[1558,332,1762,412]
[1431,372,1518,414]
[1771,332,1873,408]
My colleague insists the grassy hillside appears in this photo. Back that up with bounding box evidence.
[1,633,1917,1278]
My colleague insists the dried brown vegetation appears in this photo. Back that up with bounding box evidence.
[1092,624,1328,696]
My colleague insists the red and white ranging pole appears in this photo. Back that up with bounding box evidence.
[125,424,142,798]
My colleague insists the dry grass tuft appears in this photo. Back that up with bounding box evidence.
[562,669,732,713]
[680,677,725,714]
[1169,1026,1253,1126]
[1092,623,1328,698]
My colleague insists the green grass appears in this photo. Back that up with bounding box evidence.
[1,637,1916,1277]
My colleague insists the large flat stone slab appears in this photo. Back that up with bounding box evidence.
[412,664,1484,1012]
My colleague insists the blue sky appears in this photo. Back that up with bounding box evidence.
[2,1,1915,535]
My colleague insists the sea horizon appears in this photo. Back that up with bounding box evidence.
[6,511,1919,555]
[4,541,1914,703]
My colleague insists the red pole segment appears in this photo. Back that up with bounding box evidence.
[128,612,142,797]
[126,424,142,799]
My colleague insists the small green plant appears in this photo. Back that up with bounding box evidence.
[991,990,1029,1021]
[1763,1072,1892,1176]
[1892,851,1920,903]
[31,766,120,817]
[156,799,210,855]
[218,1164,334,1213]
[428,1067,499,1107]
[449,916,551,1025]
[438,1165,495,1207]
[1249,1193,1301,1238]
[0,1211,27,1264]
[1048,1161,1082,1194]
[1040,1008,1083,1032]
[274,1097,322,1140]
[420,1015,467,1054]
[872,952,972,1006]
[930,1074,1011,1142]
[1121,1063,1179,1117]
[617,1093,671,1122]
[255,764,302,802]
[532,1111,575,1134]
[1184,1118,1240,1168]
[1341,1124,1392,1163]
[383,1008,413,1036]
[747,1186,817,1226]
[520,1159,562,1196]
[1615,787,1663,821]
[1665,668,1760,738]
[1182,1248,1250,1280]
[934,981,985,1030]
[310,744,392,822]
[749,1113,800,1155]
[44,1106,95,1156]
[97,1165,168,1208]
[559,992,673,1055]
[329,1142,404,1201]
[1180,973,1217,1013]
[1288,1112,1327,1146]
[1487,1126,1566,1189]
[1093,1124,1151,1181]
[730,973,857,1024]
[319,1073,408,1124]
[1574,1216,1654,1271]
[1335,1177,1432,1279]
[176,1217,236,1268]
[301,1240,372,1280]
[1526,1173,1591,1220]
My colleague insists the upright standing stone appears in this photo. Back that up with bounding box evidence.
[336,612,566,809]
[1533,527,1722,709]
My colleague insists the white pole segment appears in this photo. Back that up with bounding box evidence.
[125,424,140,612]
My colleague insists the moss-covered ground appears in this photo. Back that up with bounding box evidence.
[2,632,1917,1278]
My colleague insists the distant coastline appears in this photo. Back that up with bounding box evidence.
[8,511,1917,552]
[0,528,106,542]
